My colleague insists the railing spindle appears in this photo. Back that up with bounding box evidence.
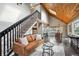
[17,26,19,39]
[0,37,2,56]
[10,30,11,49]
[13,29,14,45]
[15,27,16,41]
[7,33,9,53]
[3,35,5,56]
[20,24,22,37]
[18,25,20,37]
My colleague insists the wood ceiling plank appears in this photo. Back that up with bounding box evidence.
[41,3,79,24]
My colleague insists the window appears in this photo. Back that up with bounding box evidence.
[74,21,79,35]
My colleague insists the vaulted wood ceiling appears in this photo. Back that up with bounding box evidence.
[41,3,79,24]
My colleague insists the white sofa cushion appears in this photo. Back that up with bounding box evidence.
[36,34,42,40]
[19,37,28,45]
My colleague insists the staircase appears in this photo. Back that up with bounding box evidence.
[0,10,40,56]
[20,17,36,36]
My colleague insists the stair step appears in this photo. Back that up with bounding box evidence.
[20,18,36,35]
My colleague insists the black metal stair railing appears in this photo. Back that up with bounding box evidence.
[0,10,41,56]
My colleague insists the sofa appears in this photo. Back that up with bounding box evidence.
[13,34,42,56]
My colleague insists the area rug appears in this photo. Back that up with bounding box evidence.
[30,37,65,56]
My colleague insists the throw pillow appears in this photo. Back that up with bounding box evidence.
[31,34,36,40]
[27,34,36,42]
[36,34,42,40]
[19,37,28,45]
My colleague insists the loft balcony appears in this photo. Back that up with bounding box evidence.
[0,10,41,56]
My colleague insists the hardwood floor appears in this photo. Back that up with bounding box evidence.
[63,39,79,56]
[12,37,79,56]
[64,45,78,56]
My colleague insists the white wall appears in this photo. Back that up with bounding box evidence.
[30,3,40,13]
[41,6,49,25]
[41,6,49,34]
[0,3,31,32]
[0,3,31,23]
[35,4,40,12]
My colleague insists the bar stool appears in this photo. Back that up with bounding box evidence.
[42,42,54,56]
